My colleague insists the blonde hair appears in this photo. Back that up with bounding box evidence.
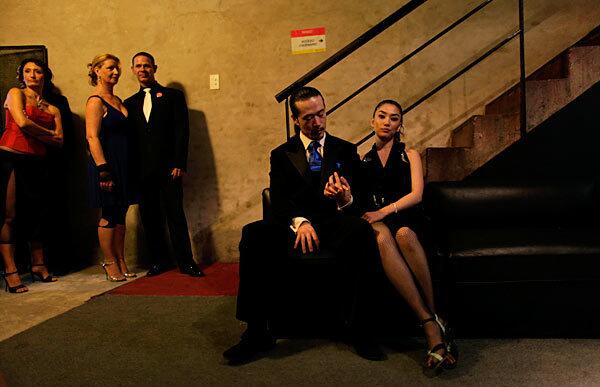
[87,53,120,86]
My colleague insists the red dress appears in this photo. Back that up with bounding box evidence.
[1,105,52,155]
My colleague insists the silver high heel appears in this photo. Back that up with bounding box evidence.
[101,261,126,282]
[118,259,137,278]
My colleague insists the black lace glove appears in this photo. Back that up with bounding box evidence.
[96,163,114,183]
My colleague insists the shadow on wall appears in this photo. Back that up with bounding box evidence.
[171,82,220,265]
[187,107,219,264]
[45,97,99,273]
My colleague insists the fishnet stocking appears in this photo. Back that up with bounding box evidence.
[395,227,436,312]
[372,222,447,364]
[371,222,430,320]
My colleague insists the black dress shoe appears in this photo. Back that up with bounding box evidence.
[146,264,172,277]
[352,339,386,361]
[179,263,205,277]
[223,329,276,365]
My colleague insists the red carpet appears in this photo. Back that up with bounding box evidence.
[108,262,239,296]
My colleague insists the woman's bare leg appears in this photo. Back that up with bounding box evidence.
[114,224,131,274]
[30,241,54,280]
[395,226,456,366]
[98,219,124,280]
[0,171,27,292]
[372,222,431,320]
[372,222,449,366]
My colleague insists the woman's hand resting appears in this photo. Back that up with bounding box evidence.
[361,210,385,224]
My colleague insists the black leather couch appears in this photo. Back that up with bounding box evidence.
[424,178,600,337]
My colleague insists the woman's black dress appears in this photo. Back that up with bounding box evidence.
[360,140,424,235]
[87,96,134,208]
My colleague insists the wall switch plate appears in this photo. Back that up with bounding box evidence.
[210,74,220,90]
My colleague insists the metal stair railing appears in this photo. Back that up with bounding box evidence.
[275,0,527,142]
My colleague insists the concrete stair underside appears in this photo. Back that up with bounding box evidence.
[425,39,600,182]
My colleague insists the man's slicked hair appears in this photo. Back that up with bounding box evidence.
[289,86,324,117]
[132,51,156,66]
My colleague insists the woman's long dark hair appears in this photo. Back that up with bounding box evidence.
[16,58,55,97]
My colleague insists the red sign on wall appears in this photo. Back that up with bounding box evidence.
[291,27,326,55]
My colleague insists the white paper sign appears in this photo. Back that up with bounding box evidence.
[291,27,326,55]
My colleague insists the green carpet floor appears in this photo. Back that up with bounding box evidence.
[1,295,600,386]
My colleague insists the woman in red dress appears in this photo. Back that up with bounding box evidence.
[1,58,63,293]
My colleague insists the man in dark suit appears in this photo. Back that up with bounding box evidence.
[124,52,203,277]
[223,87,383,364]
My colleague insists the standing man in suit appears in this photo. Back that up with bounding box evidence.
[223,87,383,364]
[124,52,203,277]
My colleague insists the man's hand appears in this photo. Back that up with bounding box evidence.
[361,210,385,224]
[324,172,351,206]
[294,222,320,254]
[171,168,185,179]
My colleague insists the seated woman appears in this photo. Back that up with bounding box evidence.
[85,54,136,281]
[360,100,457,372]
[1,58,64,293]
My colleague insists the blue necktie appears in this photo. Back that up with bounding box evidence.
[308,141,322,172]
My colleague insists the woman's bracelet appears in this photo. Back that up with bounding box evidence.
[393,203,398,213]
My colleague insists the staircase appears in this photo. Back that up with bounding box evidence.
[425,29,600,182]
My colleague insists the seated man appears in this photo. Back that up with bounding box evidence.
[223,87,383,364]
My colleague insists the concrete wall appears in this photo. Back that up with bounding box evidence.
[1,0,598,264]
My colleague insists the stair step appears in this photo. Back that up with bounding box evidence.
[567,46,600,95]
[484,85,520,115]
[484,44,600,116]
[526,78,570,130]
[429,114,521,182]
[576,25,600,46]
[471,114,520,148]
[527,45,600,130]
[528,52,569,81]
[426,32,600,183]
[451,114,520,147]
[450,117,477,147]
[468,114,521,168]
[425,147,469,182]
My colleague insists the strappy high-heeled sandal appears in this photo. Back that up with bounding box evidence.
[420,315,458,374]
[424,342,449,375]
[30,264,58,283]
[3,271,28,293]
[117,259,137,278]
[433,314,458,369]
[101,261,126,282]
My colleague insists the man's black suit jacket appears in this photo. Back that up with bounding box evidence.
[269,133,361,225]
[124,83,189,179]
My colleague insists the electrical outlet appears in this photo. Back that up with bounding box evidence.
[210,74,220,90]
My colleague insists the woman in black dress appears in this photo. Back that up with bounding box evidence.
[360,100,457,372]
[86,54,136,281]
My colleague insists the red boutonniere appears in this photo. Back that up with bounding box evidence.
[156,92,163,98]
